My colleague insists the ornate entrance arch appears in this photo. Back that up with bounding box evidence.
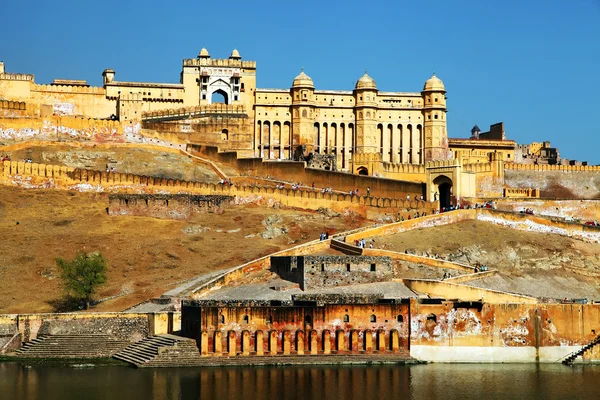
[211,89,229,105]
[433,175,453,208]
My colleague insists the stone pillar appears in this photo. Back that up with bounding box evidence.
[350,330,359,353]
[322,330,331,354]
[310,331,318,355]
[269,330,278,355]
[296,330,305,355]
[391,330,399,352]
[377,330,386,352]
[364,330,373,352]
[242,331,250,355]
[256,331,264,356]
[200,331,208,355]
[228,331,236,356]
[336,330,345,353]
[283,331,291,355]
[214,331,222,355]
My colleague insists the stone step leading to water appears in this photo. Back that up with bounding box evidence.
[15,334,132,358]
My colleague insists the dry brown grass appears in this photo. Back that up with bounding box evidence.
[0,185,368,313]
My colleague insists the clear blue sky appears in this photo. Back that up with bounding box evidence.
[1,0,599,163]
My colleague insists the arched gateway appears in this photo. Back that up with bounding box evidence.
[432,175,453,208]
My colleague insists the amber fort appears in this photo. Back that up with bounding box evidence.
[0,48,599,367]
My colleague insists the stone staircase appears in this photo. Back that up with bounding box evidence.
[562,333,600,365]
[330,239,363,255]
[113,334,203,368]
[15,334,132,358]
[114,334,416,368]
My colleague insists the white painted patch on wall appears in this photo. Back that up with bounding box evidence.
[477,213,600,243]
[53,102,75,115]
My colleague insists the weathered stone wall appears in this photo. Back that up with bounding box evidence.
[188,144,426,200]
[504,168,600,199]
[410,301,600,363]
[1,160,438,218]
[2,312,180,344]
[17,313,150,343]
[108,194,234,220]
[181,301,409,356]
[495,199,600,221]
[180,299,600,362]
[270,255,393,289]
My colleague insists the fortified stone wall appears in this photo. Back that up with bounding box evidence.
[504,164,600,199]
[180,299,600,362]
[0,115,122,142]
[1,161,437,218]
[270,255,393,289]
[188,144,426,199]
[494,199,600,221]
[107,193,234,220]
[3,312,180,344]
[410,301,600,363]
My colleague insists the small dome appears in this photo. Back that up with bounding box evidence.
[198,48,210,58]
[292,70,314,88]
[423,73,445,91]
[230,49,241,59]
[355,72,377,90]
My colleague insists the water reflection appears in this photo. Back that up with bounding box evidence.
[1,362,598,400]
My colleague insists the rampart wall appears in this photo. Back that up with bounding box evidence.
[1,312,180,344]
[188,144,426,200]
[1,160,436,218]
[494,199,600,221]
[0,115,121,141]
[411,301,600,363]
[504,166,600,199]
[108,193,234,220]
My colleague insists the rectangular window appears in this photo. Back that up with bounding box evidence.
[370,264,376,272]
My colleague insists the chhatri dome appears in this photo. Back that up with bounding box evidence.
[423,73,445,91]
[230,49,241,59]
[292,69,314,88]
[198,48,210,58]
[355,72,377,90]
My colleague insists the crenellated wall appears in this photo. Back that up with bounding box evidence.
[504,163,600,199]
[0,115,122,141]
[1,161,437,217]
[107,193,234,219]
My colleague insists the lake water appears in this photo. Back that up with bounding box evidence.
[1,361,598,400]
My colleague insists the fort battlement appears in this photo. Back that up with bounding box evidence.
[142,104,247,120]
[1,161,437,217]
[463,162,494,173]
[32,84,105,95]
[382,163,426,174]
[0,72,34,81]
[47,115,121,131]
[425,159,460,169]
[183,58,256,69]
[0,100,27,110]
[503,188,540,198]
[505,162,600,172]
[108,193,234,219]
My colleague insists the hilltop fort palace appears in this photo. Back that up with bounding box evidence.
[0,48,593,204]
